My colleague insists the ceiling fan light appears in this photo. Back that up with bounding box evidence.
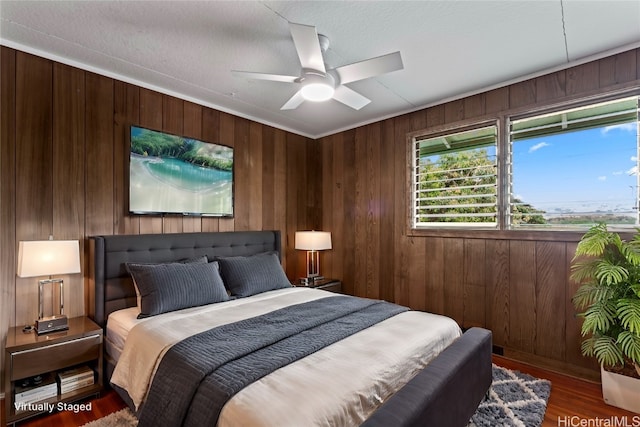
[301,83,334,102]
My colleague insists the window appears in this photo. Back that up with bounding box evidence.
[508,97,639,230]
[409,95,640,232]
[412,125,498,228]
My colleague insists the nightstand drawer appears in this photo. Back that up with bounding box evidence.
[10,334,102,380]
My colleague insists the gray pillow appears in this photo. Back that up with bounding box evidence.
[127,256,208,309]
[126,261,229,318]
[217,252,291,297]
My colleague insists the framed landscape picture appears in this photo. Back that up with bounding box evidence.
[128,125,234,217]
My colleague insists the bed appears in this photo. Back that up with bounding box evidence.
[89,230,492,427]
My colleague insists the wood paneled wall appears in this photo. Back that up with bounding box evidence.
[1,45,639,397]
[0,47,319,395]
[319,48,640,379]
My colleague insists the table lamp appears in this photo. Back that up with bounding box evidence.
[295,231,332,282]
[17,239,81,334]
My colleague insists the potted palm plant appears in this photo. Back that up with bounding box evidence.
[571,223,640,412]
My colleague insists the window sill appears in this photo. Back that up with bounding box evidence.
[407,227,636,242]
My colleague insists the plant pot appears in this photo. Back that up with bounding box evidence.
[601,366,640,413]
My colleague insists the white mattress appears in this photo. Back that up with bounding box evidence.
[105,307,144,363]
[108,287,461,426]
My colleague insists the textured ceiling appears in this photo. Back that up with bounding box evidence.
[1,1,639,138]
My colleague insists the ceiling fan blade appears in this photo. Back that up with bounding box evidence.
[289,23,326,73]
[334,51,403,84]
[333,86,371,110]
[281,90,305,110]
[232,70,298,83]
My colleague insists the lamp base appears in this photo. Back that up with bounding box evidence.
[299,276,324,286]
[35,314,68,334]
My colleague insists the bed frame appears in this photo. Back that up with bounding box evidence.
[89,230,492,427]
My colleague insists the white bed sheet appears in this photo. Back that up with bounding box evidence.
[109,287,461,426]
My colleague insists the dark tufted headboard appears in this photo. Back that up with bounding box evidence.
[89,230,281,328]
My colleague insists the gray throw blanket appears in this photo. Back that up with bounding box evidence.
[137,295,408,427]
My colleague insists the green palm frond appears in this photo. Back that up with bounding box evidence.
[570,259,600,283]
[617,299,640,334]
[582,300,617,335]
[617,331,640,365]
[582,335,625,367]
[631,283,640,299]
[572,284,614,309]
[594,259,628,286]
[574,223,611,257]
[629,229,640,246]
[619,241,640,266]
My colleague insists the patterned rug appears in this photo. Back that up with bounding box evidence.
[83,364,551,427]
[468,364,552,427]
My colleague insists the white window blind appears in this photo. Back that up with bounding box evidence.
[413,125,498,228]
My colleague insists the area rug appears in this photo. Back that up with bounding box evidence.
[468,364,552,427]
[82,364,551,427]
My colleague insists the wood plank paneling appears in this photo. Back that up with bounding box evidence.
[121,84,141,235]
[535,70,566,102]
[53,63,85,318]
[566,61,599,95]
[509,241,537,353]
[614,49,637,85]
[233,117,250,231]
[365,122,381,299]
[341,130,357,296]
[534,241,566,360]
[463,239,486,328]
[353,127,367,297]
[392,115,411,307]
[272,129,287,240]
[484,86,509,114]
[1,47,17,397]
[248,121,263,231]
[15,52,53,326]
[326,133,345,288]
[509,80,536,109]
[464,93,485,119]
[423,237,444,315]
[485,239,510,347]
[443,238,464,324]
[378,119,395,302]
[85,73,115,237]
[407,237,427,310]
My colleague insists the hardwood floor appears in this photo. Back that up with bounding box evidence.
[494,355,638,426]
[3,356,638,426]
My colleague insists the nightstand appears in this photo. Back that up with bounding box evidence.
[296,278,342,293]
[4,316,103,426]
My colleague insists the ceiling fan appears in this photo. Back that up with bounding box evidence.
[232,22,403,110]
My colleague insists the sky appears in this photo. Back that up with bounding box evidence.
[512,122,638,216]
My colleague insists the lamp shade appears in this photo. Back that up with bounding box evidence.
[17,240,81,278]
[295,231,332,251]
